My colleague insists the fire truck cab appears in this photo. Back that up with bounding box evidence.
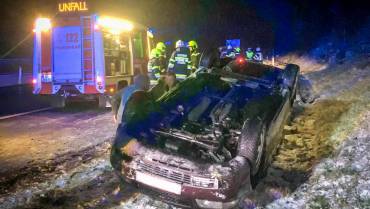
[33,2,154,107]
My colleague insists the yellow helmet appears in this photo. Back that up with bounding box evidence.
[156,42,166,52]
[188,40,198,49]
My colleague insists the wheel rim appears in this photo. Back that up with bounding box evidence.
[255,127,266,172]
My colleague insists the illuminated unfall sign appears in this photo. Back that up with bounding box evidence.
[58,1,88,12]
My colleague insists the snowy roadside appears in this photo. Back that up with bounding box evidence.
[0,157,111,209]
[264,56,370,209]
[0,109,115,191]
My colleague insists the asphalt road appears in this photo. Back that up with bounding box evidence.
[0,85,50,117]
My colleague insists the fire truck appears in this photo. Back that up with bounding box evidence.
[33,1,154,107]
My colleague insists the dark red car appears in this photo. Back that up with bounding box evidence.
[110,60,299,208]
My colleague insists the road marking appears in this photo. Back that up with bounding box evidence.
[0,107,54,120]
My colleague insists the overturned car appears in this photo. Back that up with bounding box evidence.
[110,58,299,208]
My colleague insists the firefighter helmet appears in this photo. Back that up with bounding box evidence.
[156,42,166,52]
[175,40,185,48]
[188,40,198,49]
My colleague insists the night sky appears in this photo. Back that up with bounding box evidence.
[0,0,368,57]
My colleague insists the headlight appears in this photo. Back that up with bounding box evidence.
[191,176,218,189]
[195,199,238,209]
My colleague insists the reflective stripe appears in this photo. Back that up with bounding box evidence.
[150,80,158,85]
[176,74,187,79]
[174,56,189,64]
[154,73,161,79]
[148,66,160,73]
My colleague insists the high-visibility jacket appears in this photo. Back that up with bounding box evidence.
[148,49,162,85]
[253,52,263,62]
[246,50,254,60]
[226,48,236,58]
[167,47,192,80]
[190,50,201,72]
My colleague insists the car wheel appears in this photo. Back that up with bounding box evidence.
[238,119,267,177]
[297,75,315,104]
[254,126,266,174]
[199,48,220,69]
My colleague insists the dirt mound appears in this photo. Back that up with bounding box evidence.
[274,100,351,172]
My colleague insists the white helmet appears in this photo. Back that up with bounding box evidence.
[256,47,261,52]
[175,40,185,48]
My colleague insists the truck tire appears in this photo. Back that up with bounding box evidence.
[98,95,107,108]
[50,96,66,108]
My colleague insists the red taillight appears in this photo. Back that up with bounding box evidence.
[237,57,245,64]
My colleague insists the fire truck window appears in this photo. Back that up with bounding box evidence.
[103,33,131,76]
[133,32,144,58]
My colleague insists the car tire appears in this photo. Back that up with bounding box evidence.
[281,64,300,104]
[238,118,267,187]
[199,48,220,69]
[297,75,315,104]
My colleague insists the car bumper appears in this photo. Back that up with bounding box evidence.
[120,144,251,208]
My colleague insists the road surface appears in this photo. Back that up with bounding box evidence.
[0,100,306,209]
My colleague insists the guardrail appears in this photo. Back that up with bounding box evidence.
[0,70,32,87]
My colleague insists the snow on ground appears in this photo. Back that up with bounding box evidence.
[0,108,115,173]
[0,107,116,195]
[260,56,370,209]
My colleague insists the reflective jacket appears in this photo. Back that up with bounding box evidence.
[190,50,201,72]
[246,50,254,60]
[253,52,263,62]
[148,49,161,84]
[167,47,192,80]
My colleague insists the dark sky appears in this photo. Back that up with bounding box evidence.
[0,0,368,57]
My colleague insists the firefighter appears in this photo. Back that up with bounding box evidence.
[225,45,236,58]
[147,42,168,85]
[115,74,150,124]
[235,47,241,56]
[155,42,167,72]
[167,40,192,80]
[147,48,161,85]
[253,47,263,63]
[188,40,200,72]
[246,48,254,60]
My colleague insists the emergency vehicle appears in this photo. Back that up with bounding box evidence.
[32,1,154,107]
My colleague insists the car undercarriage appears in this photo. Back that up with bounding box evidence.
[111,60,300,208]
